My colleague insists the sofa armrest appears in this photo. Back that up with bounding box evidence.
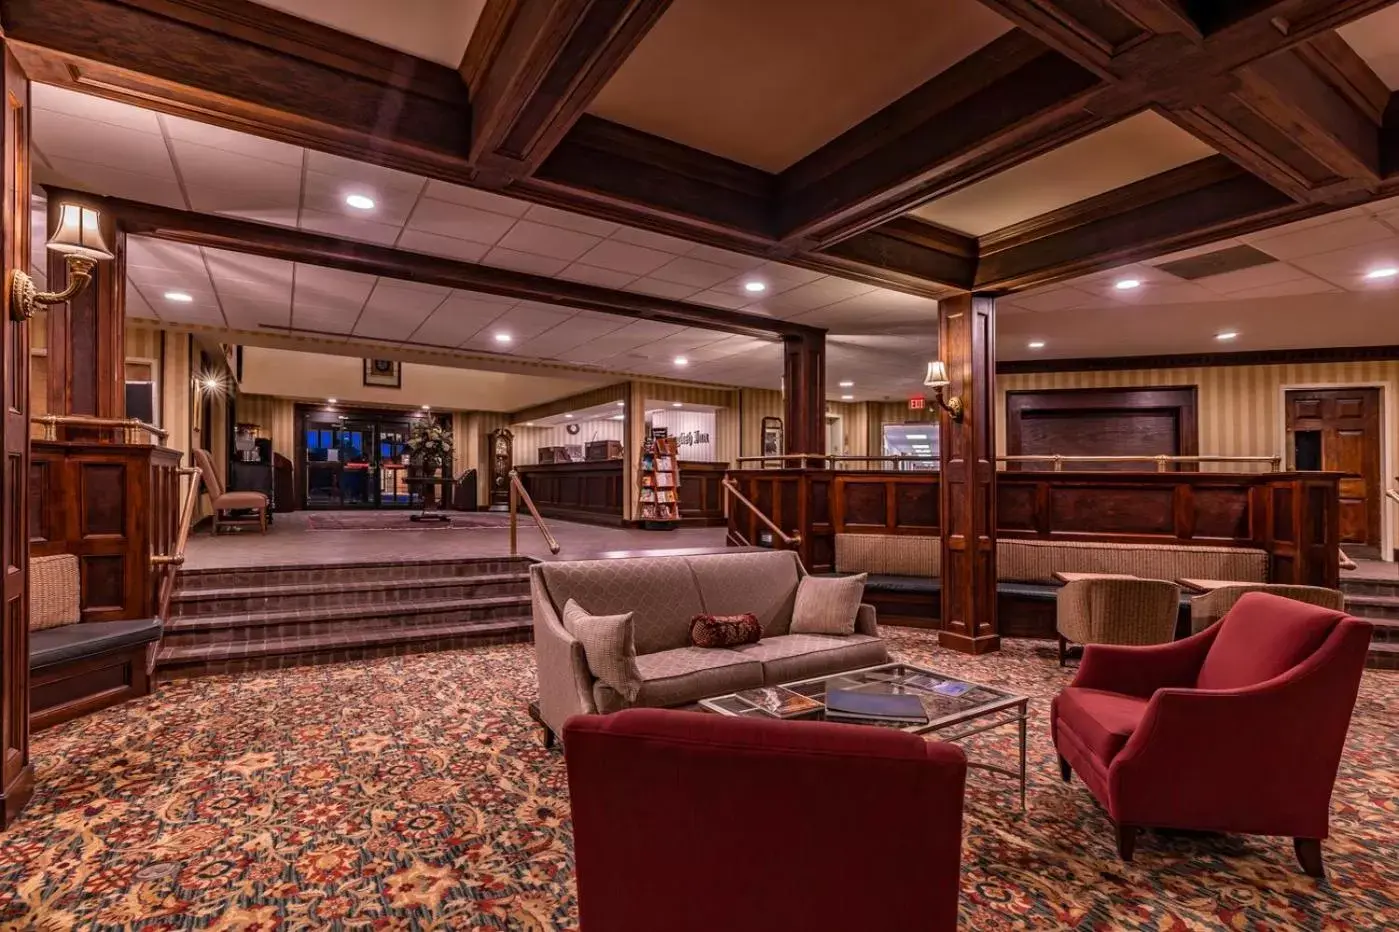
[1072,623,1220,698]
[531,570,596,737]
[855,602,878,637]
[1108,619,1372,834]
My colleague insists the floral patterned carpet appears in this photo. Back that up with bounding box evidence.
[1,630,1394,930]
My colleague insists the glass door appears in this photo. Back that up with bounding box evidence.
[304,416,376,508]
[376,423,418,507]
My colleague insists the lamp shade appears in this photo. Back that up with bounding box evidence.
[47,205,114,262]
[923,361,950,388]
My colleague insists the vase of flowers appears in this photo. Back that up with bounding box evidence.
[406,421,454,475]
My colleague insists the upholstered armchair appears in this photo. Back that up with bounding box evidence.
[1056,576,1180,665]
[1052,592,1372,876]
[193,449,267,535]
[565,709,967,931]
[1190,584,1344,634]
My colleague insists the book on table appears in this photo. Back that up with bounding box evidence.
[735,686,823,718]
[825,689,929,725]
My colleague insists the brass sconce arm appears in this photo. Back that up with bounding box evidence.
[922,361,964,422]
[10,203,115,321]
[10,255,100,321]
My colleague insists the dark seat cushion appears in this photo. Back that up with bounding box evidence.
[30,618,162,670]
[1055,686,1150,764]
[863,574,940,595]
[996,581,1060,602]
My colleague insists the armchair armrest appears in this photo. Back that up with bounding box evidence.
[855,603,878,637]
[1073,624,1220,699]
[530,569,596,736]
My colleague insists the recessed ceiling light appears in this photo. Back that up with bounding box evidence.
[1365,267,1398,280]
[327,398,337,404]
[421,404,430,410]
[164,291,193,303]
[615,401,625,407]
[612,414,625,421]
[672,402,683,408]
[841,394,854,400]
[1028,340,1046,349]
[674,356,688,366]
[494,332,512,343]
[345,194,375,210]
[564,413,574,419]
[1216,330,1239,341]
[525,422,535,427]
[906,434,928,441]
[743,281,767,293]
[1114,278,1141,291]
[838,380,854,388]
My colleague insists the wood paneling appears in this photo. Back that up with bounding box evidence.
[675,462,726,525]
[0,42,32,829]
[29,643,150,732]
[1286,386,1382,557]
[516,461,625,525]
[1005,386,1200,469]
[782,333,825,464]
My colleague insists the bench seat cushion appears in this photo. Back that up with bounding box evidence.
[30,618,162,670]
[863,574,941,595]
[733,633,888,683]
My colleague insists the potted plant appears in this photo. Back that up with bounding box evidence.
[406,421,454,508]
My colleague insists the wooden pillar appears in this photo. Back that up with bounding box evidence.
[938,293,1000,655]
[0,42,32,829]
[782,332,825,467]
[44,190,125,432]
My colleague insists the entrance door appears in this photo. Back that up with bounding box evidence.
[1286,388,1382,559]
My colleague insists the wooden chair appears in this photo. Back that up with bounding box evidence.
[193,448,268,535]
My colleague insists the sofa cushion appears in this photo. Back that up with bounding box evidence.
[593,647,763,713]
[733,633,889,684]
[539,557,706,655]
[1196,592,1344,691]
[998,539,1268,585]
[30,618,162,670]
[563,600,642,702]
[687,550,801,637]
[835,534,939,577]
[1054,687,1149,764]
[792,574,867,635]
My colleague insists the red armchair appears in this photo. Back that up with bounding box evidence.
[564,709,967,932]
[1052,592,1372,876]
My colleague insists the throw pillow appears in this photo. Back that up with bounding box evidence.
[562,599,642,702]
[790,574,867,636]
[690,613,762,648]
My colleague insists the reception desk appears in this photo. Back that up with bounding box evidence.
[516,461,728,527]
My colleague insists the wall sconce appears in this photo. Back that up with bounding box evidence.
[10,204,114,321]
[923,361,964,422]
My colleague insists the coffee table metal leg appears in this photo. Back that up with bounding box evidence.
[1018,704,1027,811]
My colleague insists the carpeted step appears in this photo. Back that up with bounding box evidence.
[1340,577,1399,598]
[1342,594,1399,620]
[154,616,533,678]
[175,556,533,592]
[170,572,529,617]
[1365,641,1399,670]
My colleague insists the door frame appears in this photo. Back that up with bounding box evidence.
[1278,380,1393,563]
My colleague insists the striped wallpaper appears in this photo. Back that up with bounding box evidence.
[512,383,627,423]
[236,393,295,463]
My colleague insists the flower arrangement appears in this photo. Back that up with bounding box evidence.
[406,421,454,472]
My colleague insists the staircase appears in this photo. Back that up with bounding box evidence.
[156,556,535,678]
[1340,578,1399,670]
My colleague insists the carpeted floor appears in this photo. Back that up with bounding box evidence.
[1,631,1394,930]
[304,512,513,531]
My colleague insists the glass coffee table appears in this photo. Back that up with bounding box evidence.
[700,663,1030,809]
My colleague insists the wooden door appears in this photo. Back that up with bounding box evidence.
[0,45,31,828]
[1286,388,1382,559]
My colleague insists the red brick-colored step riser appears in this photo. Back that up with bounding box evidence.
[162,603,531,648]
[171,578,529,617]
[175,558,531,591]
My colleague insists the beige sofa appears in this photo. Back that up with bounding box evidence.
[531,550,887,737]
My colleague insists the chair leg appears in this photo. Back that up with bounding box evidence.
[1115,823,1138,862]
[211,513,219,537]
[1058,635,1068,667]
[1059,755,1072,782]
[260,510,267,534]
[1294,838,1324,878]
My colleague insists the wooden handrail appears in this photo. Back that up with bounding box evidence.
[32,414,169,443]
[997,454,1282,471]
[722,478,801,549]
[509,469,560,555]
[153,466,201,624]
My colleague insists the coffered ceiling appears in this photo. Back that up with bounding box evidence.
[246,0,487,67]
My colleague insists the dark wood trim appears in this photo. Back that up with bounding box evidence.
[1004,386,1200,469]
[30,643,152,732]
[68,190,822,341]
[997,344,1399,375]
[461,0,674,182]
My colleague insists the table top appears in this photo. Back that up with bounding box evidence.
[1052,571,1141,584]
[1176,578,1258,593]
[699,662,1026,735]
[403,476,457,485]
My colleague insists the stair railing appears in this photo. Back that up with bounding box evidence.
[152,466,202,623]
[32,413,169,444]
[508,469,560,556]
[722,477,801,550]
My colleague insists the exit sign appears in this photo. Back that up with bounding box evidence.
[908,396,926,411]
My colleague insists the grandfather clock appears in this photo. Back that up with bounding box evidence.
[488,428,513,511]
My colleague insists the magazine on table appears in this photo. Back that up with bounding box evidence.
[736,686,823,718]
[824,688,928,725]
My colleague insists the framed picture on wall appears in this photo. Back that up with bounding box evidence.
[363,358,402,388]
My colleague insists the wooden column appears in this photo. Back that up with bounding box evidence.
[938,293,1000,655]
[0,42,32,829]
[44,190,125,431]
[782,332,825,467]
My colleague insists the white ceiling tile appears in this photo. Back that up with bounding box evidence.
[1246,216,1397,260]
[1191,261,1312,295]
[34,109,172,174]
[624,277,704,299]
[300,208,403,246]
[691,289,751,308]
[304,150,423,191]
[1289,237,1399,288]
[293,264,378,311]
[220,297,291,328]
[557,263,639,288]
[161,113,302,167]
[759,277,878,311]
[495,219,602,261]
[33,84,162,133]
[574,239,675,275]
[422,180,531,217]
[482,247,569,276]
[683,243,766,271]
[607,224,698,255]
[459,304,576,351]
[125,285,159,320]
[364,280,452,314]
[396,228,491,263]
[405,197,517,246]
[303,169,421,227]
[522,203,620,237]
[174,141,302,219]
[1006,286,1096,312]
[41,158,187,209]
[410,294,515,345]
[1216,279,1343,300]
[127,238,208,276]
[647,256,738,288]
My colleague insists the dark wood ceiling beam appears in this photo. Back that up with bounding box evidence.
[460,0,673,185]
[57,189,819,340]
[807,219,977,297]
[1103,0,1203,39]
[775,32,1105,248]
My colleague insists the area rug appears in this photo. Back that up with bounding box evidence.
[0,632,1394,930]
[305,512,512,531]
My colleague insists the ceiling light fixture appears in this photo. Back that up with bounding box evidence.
[612,414,625,421]
[674,356,688,366]
[11,203,115,321]
[841,394,854,400]
[616,401,625,407]
[525,422,535,427]
[906,434,928,441]
[1365,267,1398,280]
[1114,278,1142,291]
[1215,330,1239,341]
[494,332,512,344]
[922,361,963,422]
[564,413,574,419]
[421,404,431,410]
[838,380,854,388]
[327,398,337,404]
[743,281,767,293]
[164,291,194,303]
[345,194,376,210]
[672,402,683,408]
[1028,340,1046,349]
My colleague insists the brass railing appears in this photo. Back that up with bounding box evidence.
[721,478,801,549]
[32,414,169,443]
[508,469,560,556]
[153,466,201,623]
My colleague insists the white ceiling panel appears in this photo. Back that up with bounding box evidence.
[573,239,676,276]
[648,256,742,289]
[33,83,160,132]
[481,246,569,277]
[624,277,703,300]
[299,208,402,246]
[495,219,603,261]
[556,262,640,288]
[394,228,492,263]
[405,196,518,246]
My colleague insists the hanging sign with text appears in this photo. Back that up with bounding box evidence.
[908,396,926,411]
